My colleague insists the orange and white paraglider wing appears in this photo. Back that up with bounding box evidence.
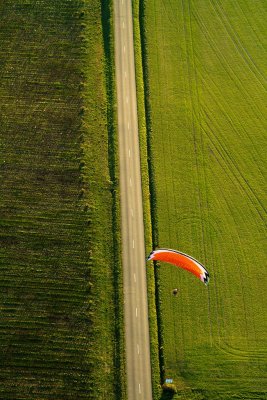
[147,248,209,285]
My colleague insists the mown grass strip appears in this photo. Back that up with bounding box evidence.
[132,1,162,398]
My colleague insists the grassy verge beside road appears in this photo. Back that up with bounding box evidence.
[140,0,267,399]
[0,1,124,398]
[132,1,161,398]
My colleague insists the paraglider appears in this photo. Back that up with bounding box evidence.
[147,248,209,285]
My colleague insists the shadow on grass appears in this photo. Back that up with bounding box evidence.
[160,391,176,400]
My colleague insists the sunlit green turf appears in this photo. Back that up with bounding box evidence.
[0,1,121,398]
[142,0,267,398]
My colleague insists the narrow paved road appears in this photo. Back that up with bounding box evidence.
[114,1,153,399]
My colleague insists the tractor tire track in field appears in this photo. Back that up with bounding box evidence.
[181,0,213,344]
[198,71,266,178]
[235,1,266,55]
[212,0,266,88]
[181,0,205,249]
[190,6,267,220]
[218,339,267,362]
[191,6,266,122]
[200,106,266,225]
[199,102,264,352]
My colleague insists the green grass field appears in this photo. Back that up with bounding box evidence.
[141,0,267,398]
[0,1,123,398]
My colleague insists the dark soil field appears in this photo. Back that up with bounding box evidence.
[0,1,121,399]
